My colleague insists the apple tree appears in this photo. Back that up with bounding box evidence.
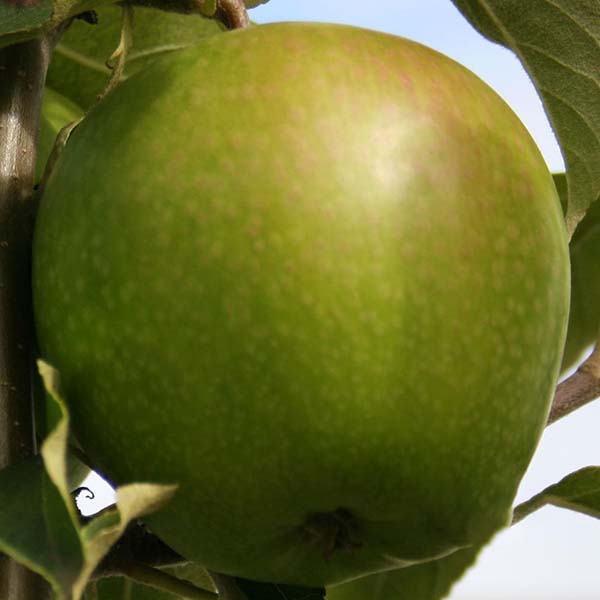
[0,1,599,599]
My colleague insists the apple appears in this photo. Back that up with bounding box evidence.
[35,88,84,461]
[46,3,225,110]
[327,544,480,600]
[334,207,600,599]
[33,22,569,586]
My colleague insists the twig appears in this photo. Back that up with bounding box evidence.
[548,342,600,425]
[209,572,248,600]
[118,561,218,599]
[94,520,186,575]
[217,0,250,29]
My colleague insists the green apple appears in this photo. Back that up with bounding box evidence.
[46,3,225,110]
[37,88,83,184]
[327,544,480,600]
[33,23,569,586]
[36,87,85,487]
[561,197,600,372]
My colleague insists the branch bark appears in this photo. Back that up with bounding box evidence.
[548,343,600,425]
[0,30,65,600]
[217,0,250,29]
[0,554,53,600]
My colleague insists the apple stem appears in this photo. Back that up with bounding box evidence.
[548,341,600,424]
[301,507,363,559]
[118,561,219,599]
[217,0,250,29]
[0,31,62,600]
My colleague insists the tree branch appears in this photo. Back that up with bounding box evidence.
[91,522,247,599]
[0,555,53,600]
[217,0,250,29]
[548,342,600,425]
[0,36,49,470]
[0,24,69,600]
[94,520,186,576]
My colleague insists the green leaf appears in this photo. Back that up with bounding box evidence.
[0,361,177,600]
[235,577,325,600]
[0,360,90,599]
[72,484,178,598]
[561,187,600,371]
[166,564,216,595]
[0,457,83,598]
[40,87,83,134]
[451,0,600,237]
[46,3,225,109]
[42,361,178,600]
[326,545,480,600]
[0,0,54,47]
[0,0,118,50]
[513,466,600,524]
[95,577,170,599]
[554,173,568,216]
[0,0,236,49]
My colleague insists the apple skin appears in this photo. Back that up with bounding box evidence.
[327,544,480,600]
[33,23,569,586]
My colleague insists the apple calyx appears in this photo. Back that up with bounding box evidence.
[301,508,363,559]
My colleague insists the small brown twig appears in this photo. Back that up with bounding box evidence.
[94,520,186,576]
[208,572,248,600]
[217,0,250,29]
[548,342,600,425]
